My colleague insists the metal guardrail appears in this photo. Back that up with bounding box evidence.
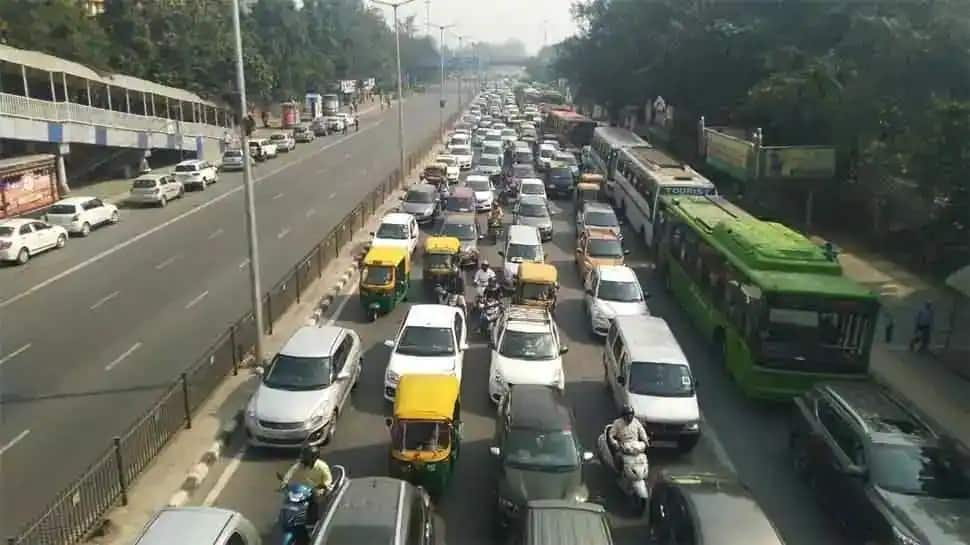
[0,92,226,139]
[9,110,460,545]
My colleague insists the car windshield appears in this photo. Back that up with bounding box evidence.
[453,148,471,157]
[479,156,500,167]
[376,223,408,239]
[467,180,491,192]
[515,153,532,163]
[557,155,577,165]
[263,354,332,390]
[437,157,456,166]
[0,226,14,237]
[484,147,503,156]
[585,211,619,227]
[587,239,624,258]
[362,264,394,284]
[405,190,434,204]
[870,444,970,498]
[504,429,580,471]
[506,243,542,263]
[224,151,242,158]
[270,134,285,141]
[628,362,694,397]
[499,330,558,360]
[518,203,548,218]
[440,222,476,240]
[598,280,643,302]
[48,204,76,214]
[540,149,555,158]
[174,165,197,172]
[549,167,572,179]
[760,296,875,371]
[513,165,535,177]
[521,184,543,195]
[396,326,455,356]
[133,179,157,189]
[446,197,475,212]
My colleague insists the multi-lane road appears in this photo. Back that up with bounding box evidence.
[189,175,853,544]
[0,86,463,535]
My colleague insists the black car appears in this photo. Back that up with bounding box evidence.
[790,381,970,545]
[544,164,574,198]
[516,500,613,545]
[492,385,593,533]
[648,470,784,545]
[316,476,434,545]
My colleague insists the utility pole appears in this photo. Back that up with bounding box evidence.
[425,0,431,38]
[436,23,455,140]
[542,19,549,49]
[456,34,463,109]
[230,0,265,362]
[373,0,417,185]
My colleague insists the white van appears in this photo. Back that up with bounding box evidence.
[499,225,544,289]
[603,315,700,453]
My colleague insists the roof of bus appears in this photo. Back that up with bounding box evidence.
[667,196,875,299]
[547,110,592,122]
[593,126,648,147]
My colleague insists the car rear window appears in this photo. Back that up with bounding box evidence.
[48,204,76,214]
[133,179,157,189]
[174,165,197,172]
[0,226,14,237]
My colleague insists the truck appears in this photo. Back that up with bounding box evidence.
[1,154,60,220]
[322,93,340,116]
[304,93,323,121]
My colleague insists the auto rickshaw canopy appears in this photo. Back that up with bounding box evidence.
[576,182,601,193]
[424,236,461,255]
[579,173,605,187]
[362,245,409,268]
[394,374,460,421]
[518,262,558,285]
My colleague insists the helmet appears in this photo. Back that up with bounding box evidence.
[300,446,320,466]
[480,260,489,269]
[621,405,635,419]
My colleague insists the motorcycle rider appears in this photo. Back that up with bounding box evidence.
[488,203,504,226]
[608,405,649,473]
[473,261,497,304]
[443,264,466,310]
[279,446,333,528]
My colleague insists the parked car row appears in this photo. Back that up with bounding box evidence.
[0,195,120,265]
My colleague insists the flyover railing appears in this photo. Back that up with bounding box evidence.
[9,109,460,545]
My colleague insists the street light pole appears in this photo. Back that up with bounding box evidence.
[456,34,463,109]
[436,23,455,140]
[230,0,265,362]
[373,0,417,185]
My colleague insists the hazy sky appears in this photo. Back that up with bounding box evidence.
[368,0,579,54]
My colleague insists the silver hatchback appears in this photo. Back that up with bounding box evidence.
[245,325,361,448]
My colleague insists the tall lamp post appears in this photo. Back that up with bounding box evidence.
[435,23,455,140]
[455,34,464,109]
[373,0,417,184]
[230,0,265,362]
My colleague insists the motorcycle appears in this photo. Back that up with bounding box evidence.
[596,426,650,514]
[276,466,346,545]
[487,217,503,242]
[478,297,502,336]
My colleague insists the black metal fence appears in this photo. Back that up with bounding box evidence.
[11,111,459,545]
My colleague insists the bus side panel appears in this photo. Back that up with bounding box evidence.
[665,259,719,342]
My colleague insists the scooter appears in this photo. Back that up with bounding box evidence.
[487,217,503,242]
[435,285,464,312]
[596,426,650,514]
[276,465,346,545]
[478,297,502,336]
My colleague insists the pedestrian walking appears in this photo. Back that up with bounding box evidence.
[354,117,359,132]
[342,119,348,135]
[909,301,935,352]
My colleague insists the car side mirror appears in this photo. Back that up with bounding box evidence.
[582,451,594,462]
[255,366,265,376]
[383,339,395,348]
[384,417,393,428]
[617,376,626,386]
[497,251,505,258]
[489,446,501,457]
[460,342,469,351]
[560,346,569,354]
[842,464,867,478]
[337,368,352,381]
[275,471,284,482]
[624,249,631,255]
[369,231,375,236]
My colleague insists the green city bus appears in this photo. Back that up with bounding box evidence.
[655,195,879,401]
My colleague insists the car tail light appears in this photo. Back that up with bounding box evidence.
[0,241,11,250]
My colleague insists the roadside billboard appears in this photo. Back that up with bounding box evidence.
[703,128,755,181]
[363,78,375,91]
[0,154,59,219]
[339,80,356,94]
[758,146,836,180]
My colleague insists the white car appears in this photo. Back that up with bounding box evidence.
[464,175,494,211]
[325,115,345,132]
[517,178,548,202]
[488,305,567,403]
[269,132,296,152]
[370,212,419,255]
[448,133,471,148]
[245,325,362,448]
[174,159,219,190]
[537,143,558,171]
[584,265,650,336]
[0,218,67,265]
[435,155,461,183]
[221,149,246,170]
[337,112,356,128]
[383,304,468,401]
[45,196,119,236]
[128,173,183,207]
[448,144,473,170]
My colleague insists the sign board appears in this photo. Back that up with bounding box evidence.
[363,78,376,91]
[339,80,356,94]
[759,146,836,180]
[704,128,755,181]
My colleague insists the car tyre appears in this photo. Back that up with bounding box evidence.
[324,411,338,445]
[55,234,67,249]
[109,211,120,224]
[80,222,92,237]
[159,195,167,207]
[16,247,29,265]
[200,178,208,191]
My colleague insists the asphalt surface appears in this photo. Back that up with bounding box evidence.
[0,86,464,535]
[195,173,854,544]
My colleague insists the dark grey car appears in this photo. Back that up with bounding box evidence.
[491,385,593,533]
[317,476,434,545]
[399,184,439,224]
[514,196,553,241]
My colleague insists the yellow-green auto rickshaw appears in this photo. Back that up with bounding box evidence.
[423,236,460,290]
[359,246,410,321]
[386,374,462,499]
[512,262,559,311]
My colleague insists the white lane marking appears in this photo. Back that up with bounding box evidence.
[0,343,31,367]
[89,290,120,310]
[0,429,30,456]
[277,227,291,240]
[154,255,180,270]
[0,121,383,310]
[185,290,209,310]
[328,192,336,200]
[324,279,358,326]
[207,228,224,240]
[104,342,143,371]
[272,192,284,200]
[238,258,251,270]
[305,208,317,218]
[700,411,737,473]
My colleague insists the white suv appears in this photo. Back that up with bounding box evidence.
[488,305,567,403]
[45,196,119,236]
[383,304,468,400]
[584,265,650,336]
[173,159,218,190]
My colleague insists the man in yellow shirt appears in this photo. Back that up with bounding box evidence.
[280,447,333,527]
